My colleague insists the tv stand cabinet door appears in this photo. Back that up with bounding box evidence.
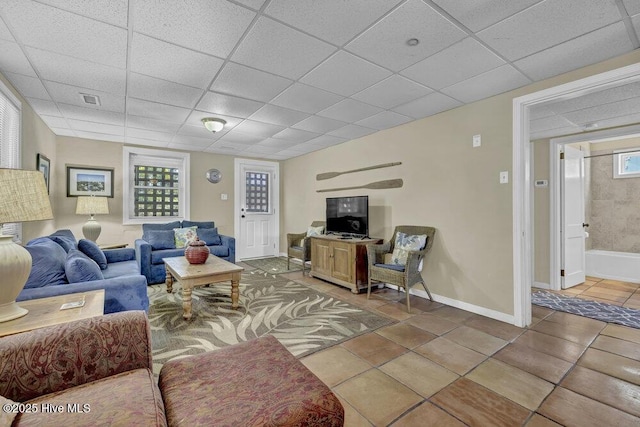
[331,241,352,283]
[311,237,331,277]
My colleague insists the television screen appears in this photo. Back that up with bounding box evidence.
[326,196,369,236]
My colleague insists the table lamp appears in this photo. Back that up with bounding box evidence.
[0,169,53,322]
[76,195,109,242]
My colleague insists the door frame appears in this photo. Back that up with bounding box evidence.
[513,61,640,328]
[234,158,280,260]
[549,124,640,290]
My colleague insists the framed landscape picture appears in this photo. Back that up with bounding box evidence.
[66,165,114,197]
[36,153,50,194]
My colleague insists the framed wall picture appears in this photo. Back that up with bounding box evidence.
[36,153,50,194]
[66,165,114,198]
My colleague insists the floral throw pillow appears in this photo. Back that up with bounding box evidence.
[173,226,198,249]
[306,225,324,237]
[391,232,427,265]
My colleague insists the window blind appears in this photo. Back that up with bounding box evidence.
[0,80,22,240]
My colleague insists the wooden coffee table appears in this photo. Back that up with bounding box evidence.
[0,290,105,337]
[163,256,244,320]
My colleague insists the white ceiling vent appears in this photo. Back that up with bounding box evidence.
[80,93,101,106]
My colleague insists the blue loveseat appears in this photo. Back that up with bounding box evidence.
[17,230,149,313]
[135,220,236,285]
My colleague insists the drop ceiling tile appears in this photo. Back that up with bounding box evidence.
[562,96,640,125]
[355,111,412,130]
[4,72,50,100]
[271,127,320,143]
[1,0,127,68]
[126,115,182,133]
[242,144,281,154]
[0,40,36,76]
[530,114,578,134]
[126,98,191,123]
[546,81,640,115]
[217,131,262,144]
[58,103,125,125]
[255,138,298,149]
[352,75,432,109]
[170,134,215,146]
[588,111,640,130]
[196,92,264,117]
[235,0,267,10]
[211,62,293,102]
[530,104,559,120]
[271,83,343,114]
[392,92,463,119]
[125,127,174,142]
[50,128,76,137]
[249,104,310,127]
[346,0,466,71]
[206,142,249,154]
[432,0,542,32]
[232,17,336,79]
[133,0,255,58]
[168,142,213,151]
[176,124,218,139]
[40,115,69,129]
[0,18,14,41]
[124,137,169,148]
[130,33,224,89]
[266,0,399,45]
[401,38,505,90]
[185,110,243,129]
[231,120,285,138]
[74,131,124,143]
[45,81,125,113]
[317,98,383,122]
[441,64,531,103]
[477,0,621,61]
[631,15,640,39]
[26,98,61,116]
[624,0,640,16]
[292,116,347,133]
[305,134,348,148]
[128,73,204,109]
[301,51,391,97]
[530,125,582,140]
[328,124,376,140]
[36,0,128,27]
[68,119,124,135]
[27,47,126,94]
[515,23,632,81]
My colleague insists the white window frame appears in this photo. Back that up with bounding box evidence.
[0,79,22,241]
[122,147,190,225]
[613,148,640,179]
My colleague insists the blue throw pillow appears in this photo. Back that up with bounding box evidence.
[49,235,77,252]
[182,220,215,229]
[146,230,176,250]
[197,227,222,245]
[24,239,68,288]
[78,239,108,270]
[142,221,181,241]
[65,249,104,283]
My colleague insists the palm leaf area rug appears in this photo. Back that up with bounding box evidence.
[242,256,302,274]
[532,290,640,329]
[148,270,394,375]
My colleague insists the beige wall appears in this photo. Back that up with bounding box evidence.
[282,50,640,317]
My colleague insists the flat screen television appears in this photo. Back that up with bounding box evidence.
[326,196,369,237]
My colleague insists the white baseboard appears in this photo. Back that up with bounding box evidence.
[533,281,551,290]
[385,285,515,325]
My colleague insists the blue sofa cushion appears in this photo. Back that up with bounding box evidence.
[182,220,215,229]
[49,235,76,252]
[197,227,222,245]
[146,230,176,250]
[24,238,68,288]
[65,249,104,283]
[78,239,108,270]
[142,221,181,240]
[102,260,140,279]
[209,245,229,257]
[151,248,186,264]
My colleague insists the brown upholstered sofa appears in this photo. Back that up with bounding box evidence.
[0,311,344,426]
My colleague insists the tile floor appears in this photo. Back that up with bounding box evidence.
[553,276,640,309]
[278,271,640,426]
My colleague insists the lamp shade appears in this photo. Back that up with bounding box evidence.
[0,169,53,223]
[76,196,109,215]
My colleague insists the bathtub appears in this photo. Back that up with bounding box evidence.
[585,250,640,283]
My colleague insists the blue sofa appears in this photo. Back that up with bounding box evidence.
[17,230,149,314]
[135,220,236,285]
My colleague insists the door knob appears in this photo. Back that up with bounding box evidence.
[241,215,245,218]
[582,223,589,227]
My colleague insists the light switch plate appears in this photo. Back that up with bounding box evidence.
[500,171,509,184]
[473,134,481,147]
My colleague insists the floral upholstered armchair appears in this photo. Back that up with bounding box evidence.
[366,225,436,313]
[286,221,325,275]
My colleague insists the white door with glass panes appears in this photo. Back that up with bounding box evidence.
[235,159,279,260]
[561,145,586,289]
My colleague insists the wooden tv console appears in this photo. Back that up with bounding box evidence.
[309,235,382,294]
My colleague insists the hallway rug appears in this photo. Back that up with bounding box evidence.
[147,270,394,375]
[532,290,640,329]
[242,256,302,274]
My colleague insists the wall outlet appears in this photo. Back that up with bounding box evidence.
[500,171,509,184]
[473,134,481,147]
[221,193,228,200]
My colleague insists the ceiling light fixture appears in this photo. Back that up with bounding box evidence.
[406,38,419,46]
[201,117,226,133]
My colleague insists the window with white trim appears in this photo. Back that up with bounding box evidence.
[123,147,189,224]
[613,148,640,179]
[0,80,22,241]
